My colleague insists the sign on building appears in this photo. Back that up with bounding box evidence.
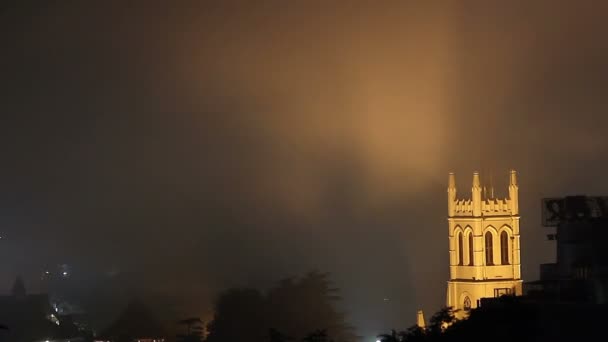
[542,196,608,226]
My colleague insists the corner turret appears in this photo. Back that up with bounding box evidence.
[448,173,457,217]
[472,172,482,217]
[509,170,519,215]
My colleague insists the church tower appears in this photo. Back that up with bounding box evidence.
[446,170,522,317]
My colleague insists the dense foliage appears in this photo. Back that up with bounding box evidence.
[205,271,356,342]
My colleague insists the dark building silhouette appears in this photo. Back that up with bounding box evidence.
[527,195,608,302]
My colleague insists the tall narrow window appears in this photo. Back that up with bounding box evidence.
[464,296,471,311]
[501,231,510,265]
[485,232,494,265]
[468,233,474,266]
[458,233,464,266]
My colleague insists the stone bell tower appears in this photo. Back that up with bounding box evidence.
[446,170,522,317]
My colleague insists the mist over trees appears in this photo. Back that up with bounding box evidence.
[205,271,356,342]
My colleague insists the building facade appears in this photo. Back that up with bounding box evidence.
[529,195,608,303]
[446,170,522,317]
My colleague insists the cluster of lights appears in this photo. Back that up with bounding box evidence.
[41,264,71,280]
[47,314,60,326]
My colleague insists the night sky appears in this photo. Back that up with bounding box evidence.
[2,1,608,339]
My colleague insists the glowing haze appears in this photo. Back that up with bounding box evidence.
[1,1,608,339]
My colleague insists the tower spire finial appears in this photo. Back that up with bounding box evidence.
[448,172,456,189]
[448,173,457,217]
[472,171,482,216]
[510,169,518,186]
[508,169,519,215]
[490,171,495,199]
[472,171,480,188]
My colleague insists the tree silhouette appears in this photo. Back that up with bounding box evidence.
[266,271,356,342]
[98,299,167,342]
[376,301,544,342]
[377,329,400,342]
[303,329,331,342]
[205,288,267,342]
[399,325,425,342]
[269,328,292,342]
[205,271,355,342]
[11,276,26,298]
[426,307,457,337]
[440,298,538,342]
[377,307,459,342]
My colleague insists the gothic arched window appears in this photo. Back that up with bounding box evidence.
[464,296,471,311]
[500,231,510,265]
[458,233,464,266]
[468,233,474,266]
[485,232,494,265]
